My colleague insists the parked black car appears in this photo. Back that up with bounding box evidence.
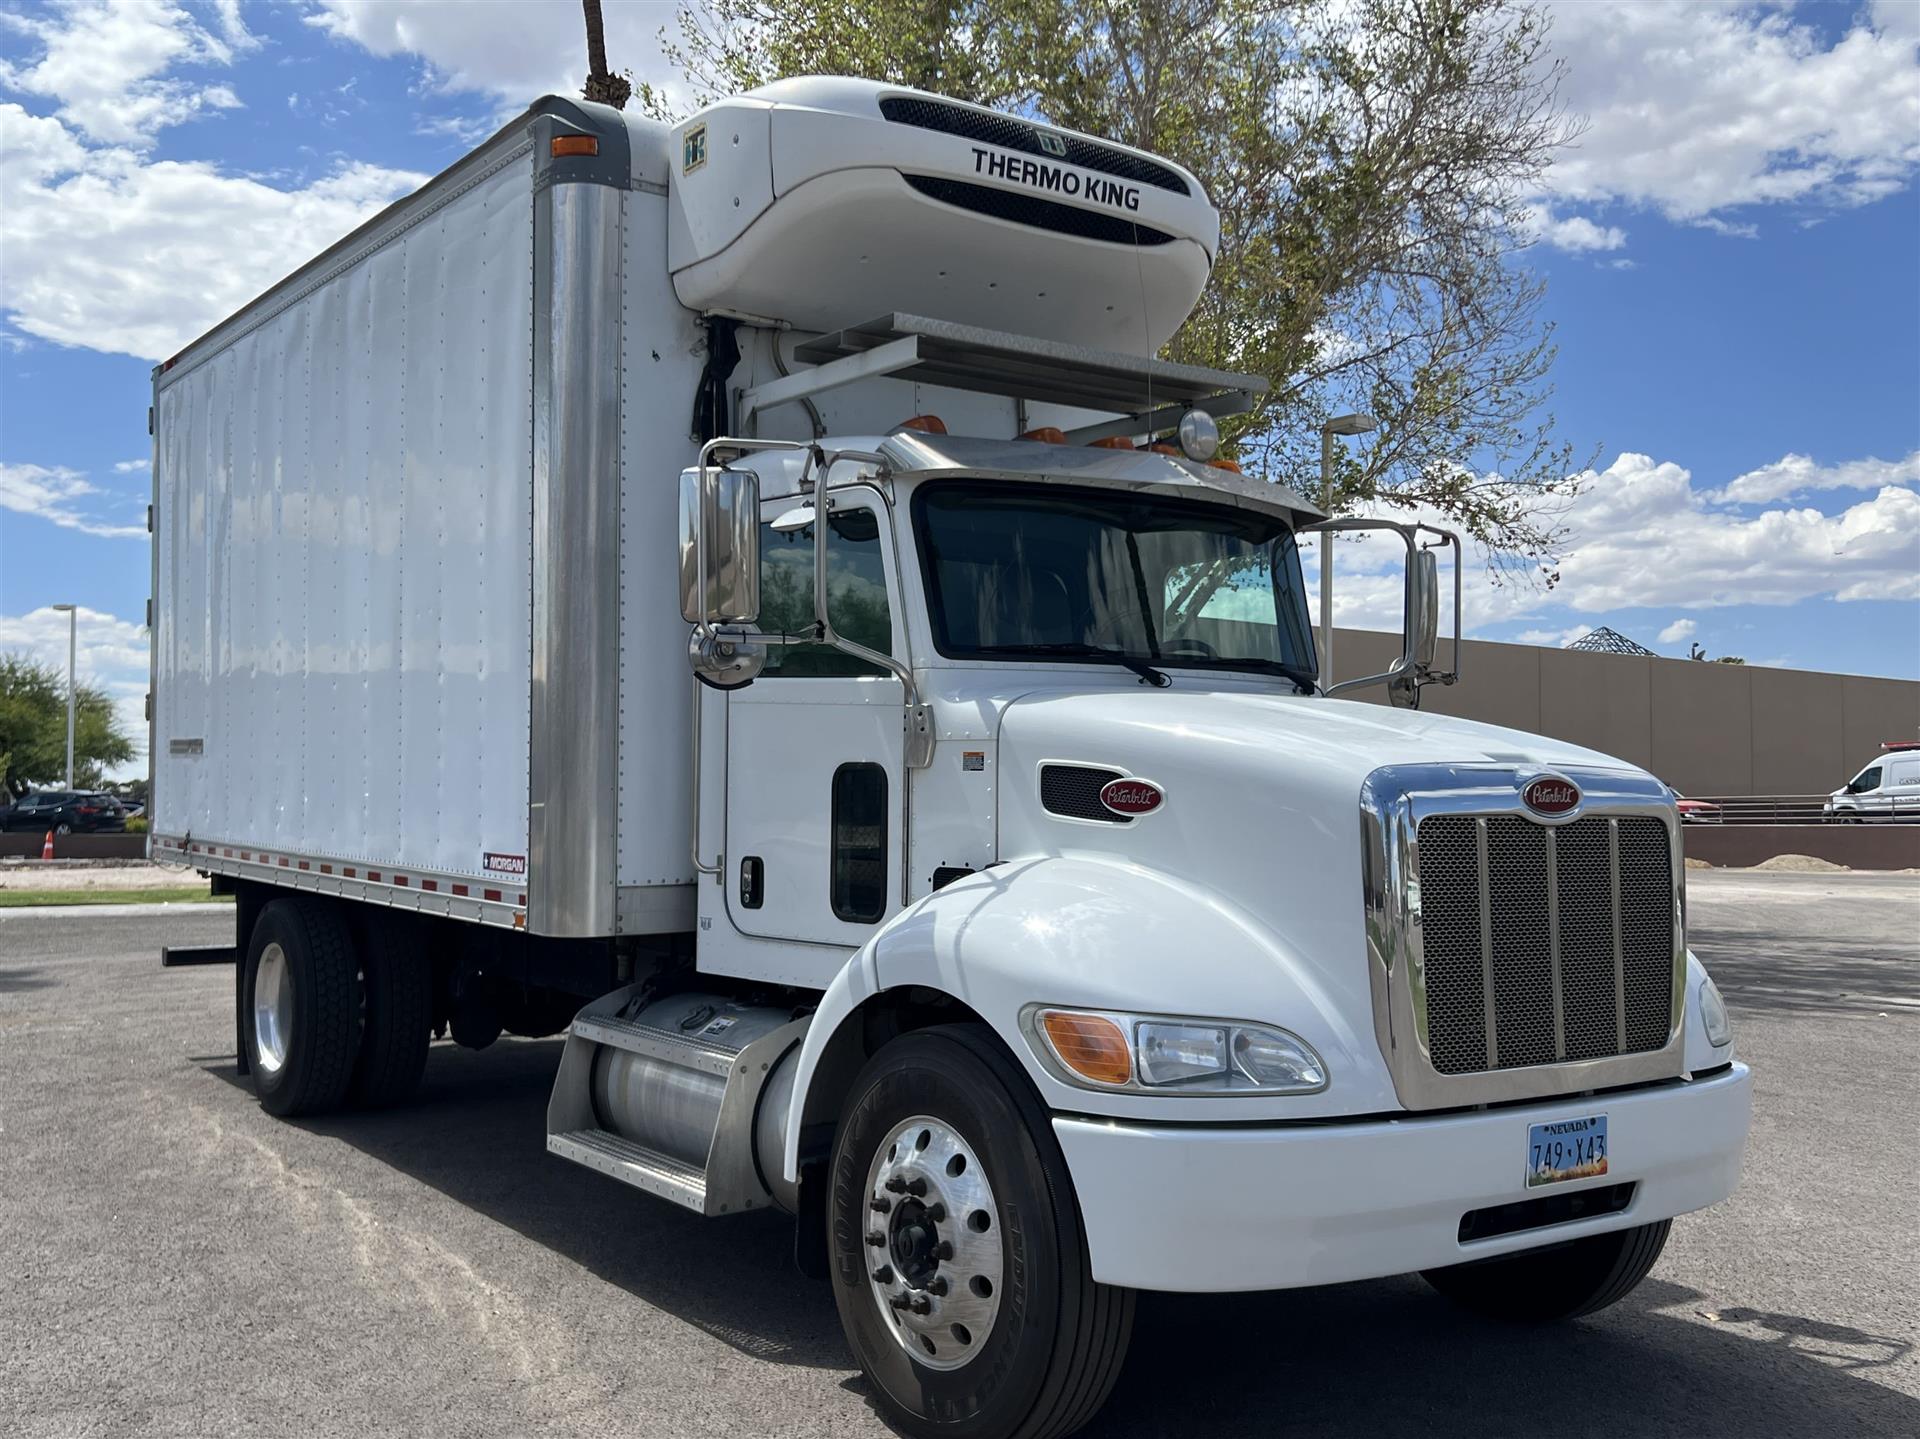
[0,790,126,834]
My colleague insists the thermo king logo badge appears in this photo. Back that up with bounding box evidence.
[1036,129,1068,157]
[1099,777,1164,817]
[683,124,707,174]
[1520,777,1581,817]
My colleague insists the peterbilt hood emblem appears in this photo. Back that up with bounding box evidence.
[1521,776,1581,816]
[1099,777,1164,816]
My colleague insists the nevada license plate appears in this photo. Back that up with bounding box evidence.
[1526,1114,1608,1189]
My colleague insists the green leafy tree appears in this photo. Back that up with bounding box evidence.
[639,0,1589,579]
[0,654,136,798]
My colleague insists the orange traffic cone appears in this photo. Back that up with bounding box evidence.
[41,829,54,860]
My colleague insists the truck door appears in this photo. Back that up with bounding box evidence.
[721,489,906,947]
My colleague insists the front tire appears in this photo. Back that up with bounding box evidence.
[243,898,361,1117]
[828,1024,1133,1439]
[1421,1219,1671,1322]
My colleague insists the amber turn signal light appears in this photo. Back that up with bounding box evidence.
[1039,1011,1132,1086]
[551,135,600,158]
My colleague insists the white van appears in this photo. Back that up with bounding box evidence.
[1825,743,1920,821]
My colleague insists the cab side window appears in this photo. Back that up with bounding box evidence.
[758,507,893,677]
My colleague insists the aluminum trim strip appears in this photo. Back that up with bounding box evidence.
[1610,818,1627,1049]
[150,834,527,928]
[528,181,624,937]
[1546,826,1566,1061]
[1475,817,1499,1067]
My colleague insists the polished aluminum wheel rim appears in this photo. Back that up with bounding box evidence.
[863,1115,1003,1371]
[252,942,292,1076]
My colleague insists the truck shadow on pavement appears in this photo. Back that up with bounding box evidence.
[199,1040,1918,1439]
[1692,938,1920,1019]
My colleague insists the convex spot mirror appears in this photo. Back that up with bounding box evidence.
[678,465,761,625]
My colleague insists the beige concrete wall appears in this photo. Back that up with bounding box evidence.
[1329,627,1920,796]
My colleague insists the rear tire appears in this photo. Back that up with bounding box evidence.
[242,898,361,1118]
[828,1024,1133,1439]
[1421,1219,1671,1322]
[350,917,432,1107]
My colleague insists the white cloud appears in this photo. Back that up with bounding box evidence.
[1313,449,1920,633]
[1657,618,1697,644]
[1544,1,1920,223]
[1511,625,1590,647]
[0,606,151,778]
[304,0,683,112]
[0,0,256,148]
[0,461,146,538]
[0,103,424,360]
[113,458,149,473]
[1714,450,1920,505]
[1526,204,1626,253]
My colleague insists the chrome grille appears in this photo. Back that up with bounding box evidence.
[1417,814,1675,1075]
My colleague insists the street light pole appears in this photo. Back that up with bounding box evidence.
[1318,414,1377,688]
[52,603,76,787]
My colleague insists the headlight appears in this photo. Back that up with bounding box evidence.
[1027,1007,1328,1095]
[1699,976,1732,1049]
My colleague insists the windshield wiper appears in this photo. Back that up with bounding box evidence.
[974,642,1172,688]
[1245,658,1320,695]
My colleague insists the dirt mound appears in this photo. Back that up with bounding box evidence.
[1750,853,1850,873]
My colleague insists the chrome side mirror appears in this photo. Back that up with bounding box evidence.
[678,465,761,625]
[1304,516,1461,706]
[1409,548,1440,673]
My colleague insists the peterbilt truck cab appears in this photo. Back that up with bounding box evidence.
[151,77,1751,1439]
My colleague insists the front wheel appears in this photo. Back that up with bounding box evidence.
[829,1025,1133,1439]
[1421,1219,1671,1322]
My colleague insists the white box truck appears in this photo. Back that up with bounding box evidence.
[150,78,1751,1438]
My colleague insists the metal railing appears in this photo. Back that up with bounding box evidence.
[1680,794,1920,824]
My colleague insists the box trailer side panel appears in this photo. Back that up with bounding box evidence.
[154,153,536,884]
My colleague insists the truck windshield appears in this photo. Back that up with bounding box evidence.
[914,480,1319,683]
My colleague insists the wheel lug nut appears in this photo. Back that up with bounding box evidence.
[905,1177,928,1197]
[928,1277,949,1296]
[870,1196,892,1214]
[889,1293,911,1310]
[866,1232,886,1247]
[872,1266,895,1284]
[926,1203,946,1222]
[934,1240,954,1261]
[909,1295,932,1315]
[884,1176,906,1194]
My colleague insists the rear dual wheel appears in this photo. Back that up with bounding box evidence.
[829,1025,1134,1439]
[243,898,430,1116]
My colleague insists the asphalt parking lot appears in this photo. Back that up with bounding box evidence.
[2,870,1916,1438]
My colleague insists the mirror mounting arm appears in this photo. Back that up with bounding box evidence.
[1298,516,1462,707]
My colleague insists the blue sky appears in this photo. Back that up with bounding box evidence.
[2,0,1917,778]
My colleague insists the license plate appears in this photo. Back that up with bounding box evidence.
[1526,1114,1608,1188]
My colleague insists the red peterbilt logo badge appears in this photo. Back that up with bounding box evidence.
[1099,778,1164,816]
[1521,777,1580,816]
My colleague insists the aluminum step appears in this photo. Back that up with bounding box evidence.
[548,1129,708,1213]
[567,1013,741,1078]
